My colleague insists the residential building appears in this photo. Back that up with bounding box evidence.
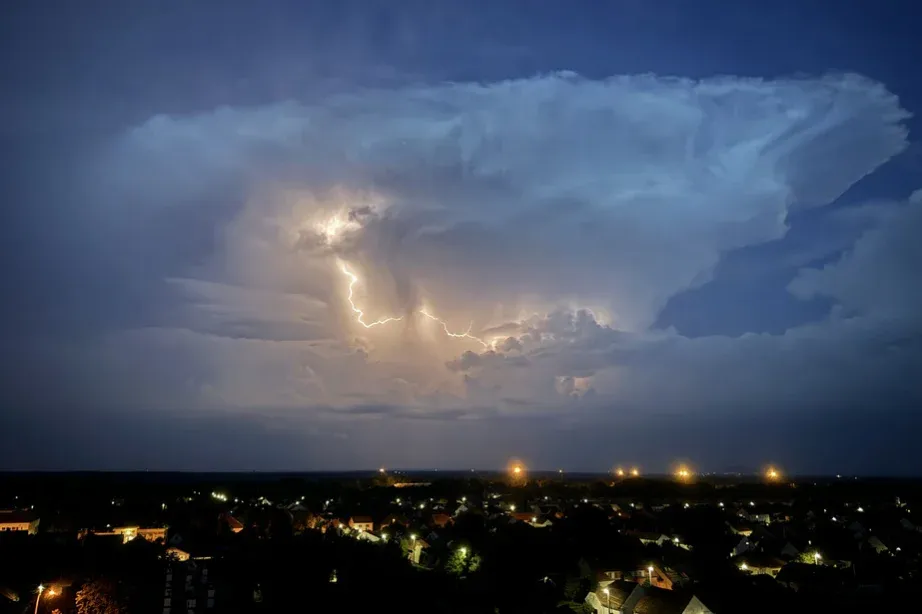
[0,510,39,534]
[348,516,374,532]
[587,583,712,614]
[81,526,167,544]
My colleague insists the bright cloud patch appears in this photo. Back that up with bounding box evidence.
[86,72,910,420]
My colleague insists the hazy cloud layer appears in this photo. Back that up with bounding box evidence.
[4,71,920,471]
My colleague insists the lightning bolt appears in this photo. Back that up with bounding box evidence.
[339,263,493,347]
[418,309,491,349]
[341,264,403,328]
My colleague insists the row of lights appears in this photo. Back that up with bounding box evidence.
[378,461,782,481]
[674,465,783,481]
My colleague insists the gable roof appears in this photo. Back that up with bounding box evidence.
[598,580,638,609]
[350,516,373,524]
[632,586,695,614]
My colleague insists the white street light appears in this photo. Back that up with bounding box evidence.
[34,585,45,614]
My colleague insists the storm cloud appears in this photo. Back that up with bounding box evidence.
[2,2,920,473]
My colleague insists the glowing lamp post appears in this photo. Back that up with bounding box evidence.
[603,587,610,612]
[508,460,527,485]
[675,465,693,481]
[34,584,55,614]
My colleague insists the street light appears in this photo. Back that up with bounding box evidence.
[459,546,467,557]
[34,584,46,614]
[814,552,821,565]
[602,587,610,612]
[647,566,654,585]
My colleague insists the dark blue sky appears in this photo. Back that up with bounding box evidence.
[2,0,920,473]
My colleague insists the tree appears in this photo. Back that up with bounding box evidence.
[76,579,123,614]
[445,548,481,576]
[796,551,821,564]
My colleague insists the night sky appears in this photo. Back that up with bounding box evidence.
[2,0,920,473]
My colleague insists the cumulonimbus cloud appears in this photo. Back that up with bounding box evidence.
[81,71,912,417]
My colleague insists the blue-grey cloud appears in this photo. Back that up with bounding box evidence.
[2,69,918,472]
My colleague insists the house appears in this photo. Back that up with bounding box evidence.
[734,553,785,577]
[631,586,713,614]
[586,580,642,613]
[745,511,771,525]
[728,522,753,537]
[628,531,670,546]
[429,513,453,528]
[730,536,751,557]
[381,513,409,528]
[780,541,801,559]
[81,526,167,544]
[603,566,673,590]
[405,537,429,564]
[0,510,39,534]
[348,516,374,532]
[163,560,217,613]
[355,531,382,543]
[587,583,712,614]
[220,513,244,533]
[167,547,191,562]
[866,535,892,554]
[531,516,554,528]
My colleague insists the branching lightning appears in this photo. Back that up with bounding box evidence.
[321,212,494,347]
[339,262,492,347]
[341,264,403,328]
[419,309,491,349]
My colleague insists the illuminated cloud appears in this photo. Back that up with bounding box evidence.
[25,72,915,450]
